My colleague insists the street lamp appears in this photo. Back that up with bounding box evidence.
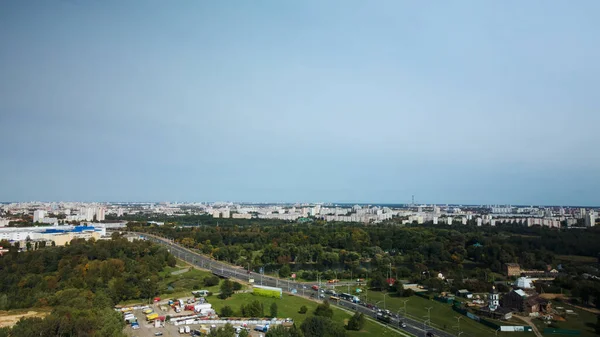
[383,292,390,311]
[454,316,463,332]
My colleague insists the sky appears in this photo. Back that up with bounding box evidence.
[1,1,599,205]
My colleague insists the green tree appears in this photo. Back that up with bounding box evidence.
[279,264,291,278]
[233,281,243,291]
[204,275,221,287]
[219,279,234,299]
[391,280,404,294]
[346,312,365,331]
[314,300,333,318]
[241,300,264,317]
[596,315,600,334]
[300,316,346,337]
[221,305,234,317]
[270,302,278,318]
[208,323,236,337]
[267,324,304,337]
[298,305,308,314]
[239,329,250,337]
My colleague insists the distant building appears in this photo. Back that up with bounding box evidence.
[585,211,596,227]
[96,207,106,221]
[477,287,513,320]
[33,210,46,223]
[456,289,473,299]
[501,289,550,315]
[514,277,534,289]
[504,263,521,277]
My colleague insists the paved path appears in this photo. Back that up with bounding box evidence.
[514,315,542,337]
[170,268,189,275]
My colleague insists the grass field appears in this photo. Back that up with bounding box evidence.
[365,291,529,337]
[206,292,408,337]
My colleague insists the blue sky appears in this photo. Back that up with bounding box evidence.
[1,1,599,205]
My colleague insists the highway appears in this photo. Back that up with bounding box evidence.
[124,231,455,337]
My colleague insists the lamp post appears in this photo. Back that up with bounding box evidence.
[424,306,432,337]
[383,292,390,311]
[400,299,409,316]
[454,316,463,332]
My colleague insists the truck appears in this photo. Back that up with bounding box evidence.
[146,313,159,321]
[179,326,185,334]
[184,326,191,333]
[254,324,270,332]
[184,304,195,311]
[194,303,212,312]
[143,308,154,314]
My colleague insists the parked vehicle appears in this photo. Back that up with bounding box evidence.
[311,285,319,291]
[254,324,270,332]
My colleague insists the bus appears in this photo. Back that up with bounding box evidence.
[340,293,360,303]
[329,296,340,302]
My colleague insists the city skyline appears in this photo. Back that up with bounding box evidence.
[1,1,600,205]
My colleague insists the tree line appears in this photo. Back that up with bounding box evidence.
[0,233,175,337]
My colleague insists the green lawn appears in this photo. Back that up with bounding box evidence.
[205,292,409,337]
[365,291,529,337]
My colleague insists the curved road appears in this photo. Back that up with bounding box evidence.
[122,231,455,337]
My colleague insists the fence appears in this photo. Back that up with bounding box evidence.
[543,328,581,335]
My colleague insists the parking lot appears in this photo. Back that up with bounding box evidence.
[121,298,281,337]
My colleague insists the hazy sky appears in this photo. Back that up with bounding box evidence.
[1,1,599,205]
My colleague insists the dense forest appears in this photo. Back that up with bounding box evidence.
[0,234,175,337]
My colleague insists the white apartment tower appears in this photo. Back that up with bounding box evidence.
[33,210,46,223]
[585,211,596,227]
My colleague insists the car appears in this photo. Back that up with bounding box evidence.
[154,333,163,336]
[399,322,406,328]
[426,332,434,337]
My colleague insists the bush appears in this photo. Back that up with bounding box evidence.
[233,282,242,291]
[204,275,220,287]
[221,306,234,317]
[314,300,333,318]
[270,302,278,318]
[346,312,365,331]
[299,305,308,314]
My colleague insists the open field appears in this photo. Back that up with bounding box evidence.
[206,292,406,337]
[119,261,222,306]
[0,310,50,328]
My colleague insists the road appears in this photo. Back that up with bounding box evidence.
[123,231,455,337]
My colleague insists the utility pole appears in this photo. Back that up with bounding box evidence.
[424,307,432,337]
[400,299,409,316]
[454,316,463,332]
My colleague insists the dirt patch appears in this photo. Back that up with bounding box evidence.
[539,293,567,300]
[0,310,49,328]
